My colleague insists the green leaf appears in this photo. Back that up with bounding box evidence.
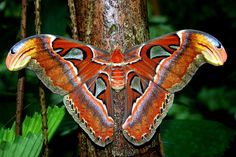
[161,120,235,157]
[22,105,65,141]
[47,105,66,140]
[0,125,15,142]
[0,105,65,157]
[22,114,41,136]
[0,133,43,157]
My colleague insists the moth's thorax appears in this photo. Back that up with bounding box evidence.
[109,49,125,91]
[111,49,124,63]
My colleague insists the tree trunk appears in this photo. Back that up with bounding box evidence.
[73,0,163,156]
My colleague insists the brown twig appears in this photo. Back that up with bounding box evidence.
[16,0,27,136]
[16,70,25,135]
[35,0,41,34]
[20,0,27,39]
[34,0,49,156]
[68,0,79,40]
[39,84,49,157]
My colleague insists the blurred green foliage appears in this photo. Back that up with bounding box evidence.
[0,0,235,156]
[162,120,235,157]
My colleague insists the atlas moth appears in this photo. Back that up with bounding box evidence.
[6,29,227,147]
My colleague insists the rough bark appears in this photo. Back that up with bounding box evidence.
[73,0,163,156]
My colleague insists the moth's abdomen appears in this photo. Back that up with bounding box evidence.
[111,66,125,91]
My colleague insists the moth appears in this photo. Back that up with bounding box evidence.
[6,29,227,147]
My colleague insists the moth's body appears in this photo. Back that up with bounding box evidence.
[103,49,127,91]
[110,65,126,91]
[6,29,227,147]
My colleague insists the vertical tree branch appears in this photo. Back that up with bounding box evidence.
[35,0,41,34]
[39,85,49,157]
[20,0,27,39]
[68,0,79,40]
[16,0,27,136]
[74,0,163,156]
[35,0,49,156]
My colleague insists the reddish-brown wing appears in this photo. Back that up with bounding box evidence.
[122,30,227,146]
[6,35,114,147]
[122,32,180,145]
